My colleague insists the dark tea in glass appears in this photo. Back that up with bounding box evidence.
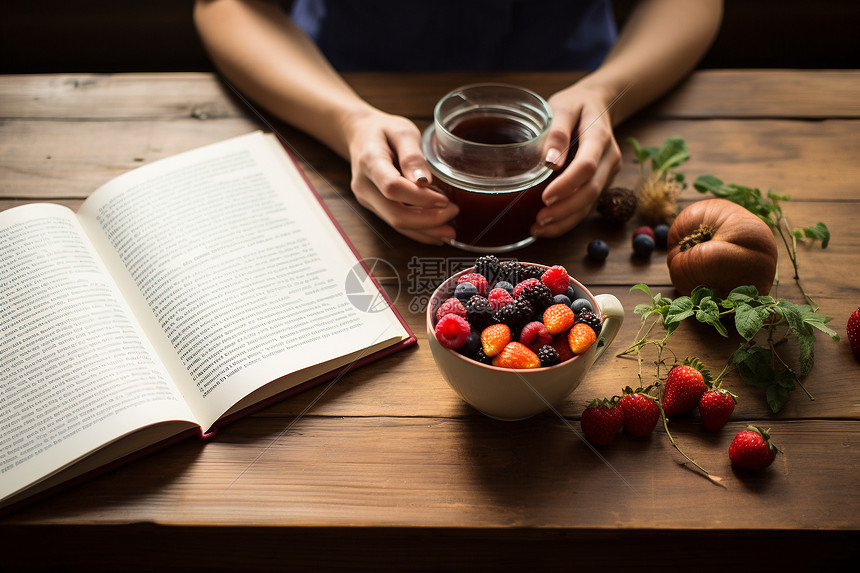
[422,84,553,253]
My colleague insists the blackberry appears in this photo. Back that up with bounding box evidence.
[493,299,533,329]
[497,260,522,285]
[576,309,602,336]
[473,348,493,365]
[474,255,501,283]
[520,264,545,281]
[537,345,561,367]
[516,281,554,312]
[465,295,493,330]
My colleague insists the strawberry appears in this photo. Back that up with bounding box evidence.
[540,265,571,296]
[434,313,470,349]
[518,321,552,352]
[480,323,511,357]
[580,398,624,446]
[568,323,597,354]
[617,388,660,437]
[492,341,541,369]
[487,287,514,312]
[543,303,576,335]
[435,297,467,322]
[662,364,707,417]
[698,388,737,431]
[847,307,860,358]
[457,273,489,296]
[729,425,780,471]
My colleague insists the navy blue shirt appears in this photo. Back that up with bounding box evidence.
[287,0,617,71]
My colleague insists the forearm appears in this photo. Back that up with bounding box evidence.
[193,0,372,158]
[576,0,723,124]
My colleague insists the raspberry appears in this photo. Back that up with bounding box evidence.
[551,334,575,362]
[543,303,577,335]
[465,295,493,331]
[457,273,489,296]
[514,279,554,312]
[492,342,541,369]
[568,323,597,354]
[512,278,541,298]
[576,309,602,336]
[474,255,501,283]
[518,321,552,352]
[480,323,511,357]
[434,313,470,349]
[537,344,561,367]
[540,265,570,296]
[493,299,533,329]
[487,287,514,312]
[435,297,467,322]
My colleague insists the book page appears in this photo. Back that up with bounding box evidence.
[77,132,409,430]
[0,204,197,504]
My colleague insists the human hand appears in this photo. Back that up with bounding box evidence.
[344,108,459,245]
[530,85,622,238]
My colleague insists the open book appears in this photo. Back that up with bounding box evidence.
[0,131,415,512]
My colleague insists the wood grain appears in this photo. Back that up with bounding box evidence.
[1,71,858,571]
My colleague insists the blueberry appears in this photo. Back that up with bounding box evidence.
[571,297,593,315]
[553,294,572,307]
[632,234,656,257]
[587,239,610,262]
[565,286,577,301]
[495,281,514,295]
[454,281,478,301]
[653,224,670,249]
[457,331,481,357]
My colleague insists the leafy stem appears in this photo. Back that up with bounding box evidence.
[620,284,838,413]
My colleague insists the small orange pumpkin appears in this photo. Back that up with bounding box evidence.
[666,198,778,296]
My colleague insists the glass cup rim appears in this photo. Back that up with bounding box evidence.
[433,83,553,150]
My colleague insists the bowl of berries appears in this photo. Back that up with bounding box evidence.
[427,256,624,421]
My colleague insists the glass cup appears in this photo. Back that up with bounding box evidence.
[422,84,554,253]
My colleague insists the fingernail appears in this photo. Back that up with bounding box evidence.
[433,200,448,209]
[545,148,560,167]
[539,216,553,226]
[413,169,429,183]
[544,195,558,206]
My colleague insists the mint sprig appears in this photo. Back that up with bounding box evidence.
[620,284,839,413]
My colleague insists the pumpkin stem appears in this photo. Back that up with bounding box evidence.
[678,224,713,251]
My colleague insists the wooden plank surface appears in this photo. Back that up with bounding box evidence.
[1,71,859,569]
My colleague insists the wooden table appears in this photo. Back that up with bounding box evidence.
[1,70,859,571]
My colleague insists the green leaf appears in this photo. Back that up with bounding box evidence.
[727,285,758,302]
[802,222,830,248]
[735,302,767,341]
[691,285,721,306]
[803,311,839,340]
[665,297,694,327]
[695,298,728,337]
[766,384,791,413]
[797,329,816,377]
[693,174,732,197]
[630,283,653,299]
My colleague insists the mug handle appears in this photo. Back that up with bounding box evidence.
[592,293,625,364]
